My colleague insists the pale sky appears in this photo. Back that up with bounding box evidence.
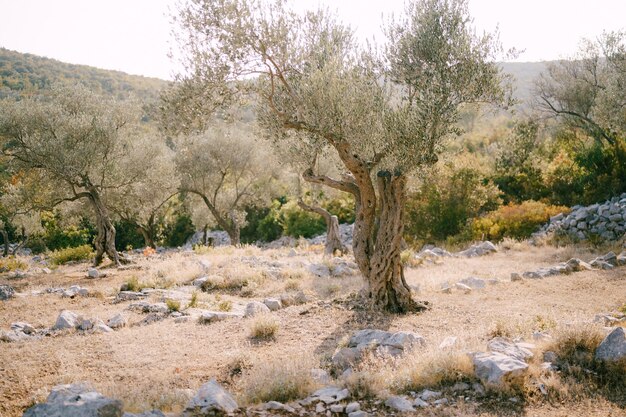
[0,0,624,80]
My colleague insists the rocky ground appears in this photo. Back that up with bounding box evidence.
[1,239,626,417]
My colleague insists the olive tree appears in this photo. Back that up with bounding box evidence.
[172,0,509,311]
[175,121,275,245]
[0,85,153,265]
[109,138,178,249]
[536,31,626,145]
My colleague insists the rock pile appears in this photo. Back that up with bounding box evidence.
[513,251,626,280]
[332,329,425,370]
[537,193,626,242]
[0,284,15,300]
[23,383,123,417]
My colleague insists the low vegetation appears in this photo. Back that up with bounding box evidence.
[49,245,94,265]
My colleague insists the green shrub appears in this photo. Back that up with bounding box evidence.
[470,200,569,241]
[40,212,95,251]
[163,212,195,247]
[114,219,146,251]
[405,161,501,244]
[280,201,325,238]
[0,256,28,272]
[49,244,94,265]
[322,195,355,224]
[166,299,181,312]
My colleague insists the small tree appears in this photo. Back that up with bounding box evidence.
[0,85,153,265]
[536,31,625,146]
[174,121,275,245]
[109,138,179,249]
[171,0,509,311]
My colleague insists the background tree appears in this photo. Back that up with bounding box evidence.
[536,31,626,202]
[175,121,275,245]
[0,84,154,265]
[171,0,509,312]
[109,138,178,249]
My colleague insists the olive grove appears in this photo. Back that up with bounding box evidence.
[170,0,511,311]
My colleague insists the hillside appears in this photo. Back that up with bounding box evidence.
[0,48,169,101]
[500,61,549,107]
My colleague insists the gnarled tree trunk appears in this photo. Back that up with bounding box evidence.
[297,200,347,256]
[88,188,120,266]
[1,228,9,257]
[138,226,156,249]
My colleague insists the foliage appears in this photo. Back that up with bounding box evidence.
[163,211,195,247]
[49,244,94,265]
[492,120,548,203]
[114,219,146,252]
[322,195,356,224]
[470,200,569,241]
[39,212,95,251]
[0,256,28,272]
[405,159,501,243]
[279,201,326,239]
[166,299,181,312]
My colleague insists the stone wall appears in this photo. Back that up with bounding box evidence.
[538,193,626,241]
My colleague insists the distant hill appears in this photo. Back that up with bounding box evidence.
[500,61,550,108]
[0,48,169,102]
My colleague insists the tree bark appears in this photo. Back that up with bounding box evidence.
[88,188,121,266]
[297,200,347,256]
[366,172,423,313]
[1,228,9,257]
[138,226,156,249]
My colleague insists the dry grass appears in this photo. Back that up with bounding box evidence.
[248,315,279,340]
[1,243,626,417]
[394,349,476,393]
[0,256,29,272]
[240,354,318,404]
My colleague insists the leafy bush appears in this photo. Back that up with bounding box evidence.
[405,161,501,244]
[470,200,569,241]
[279,201,325,238]
[163,212,195,247]
[40,212,95,251]
[0,256,28,272]
[322,195,355,224]
[49,244,94,265]
[166,299,181,312]
[114,219,146,251]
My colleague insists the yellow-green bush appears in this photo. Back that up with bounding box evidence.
[470,201,569,241]
[49,244,94,265]
[0,256,28,272]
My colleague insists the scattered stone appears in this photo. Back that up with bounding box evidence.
[86,268,100,279]
[0,284,15,301]
[308,263,331,278]
[53,310,79,330]
[345,402,360,413]
[23,382,123,417]
[263,298,282,311]
[244,301,271,317]
[414,398,429,407]
[543,351,557,363]
[123,410,166,417]
[532,331,552,341]
[510,273,522,282]
[385,396,415,412]
[116,291,148,302]
[595,327,626,362]
[330,404,345,413]
[348,411,369,417]
[198,259,212,271]
[455,282,472,293]
[11,322,35,334]
[1,330,32,342]
[304,386,350,405]
[192,276,209,287]
[78,317,96,331]
[451,382,470,392]
[310,368,331,385]
[62,285,89,298]
[458,277,486,289]
[457,241,497,258]
[487,337,534,361]
[182,379,238,416]
[198,311,243,324]
[128,302,168,314]
[419,390,442,401]
[434,398,449,405]
[261,401,295,413]
[107,313,128,329]
[439,336,457,349]
[473,352,529,385]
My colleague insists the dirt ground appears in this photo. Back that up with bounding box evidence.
[1,242,625,417]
